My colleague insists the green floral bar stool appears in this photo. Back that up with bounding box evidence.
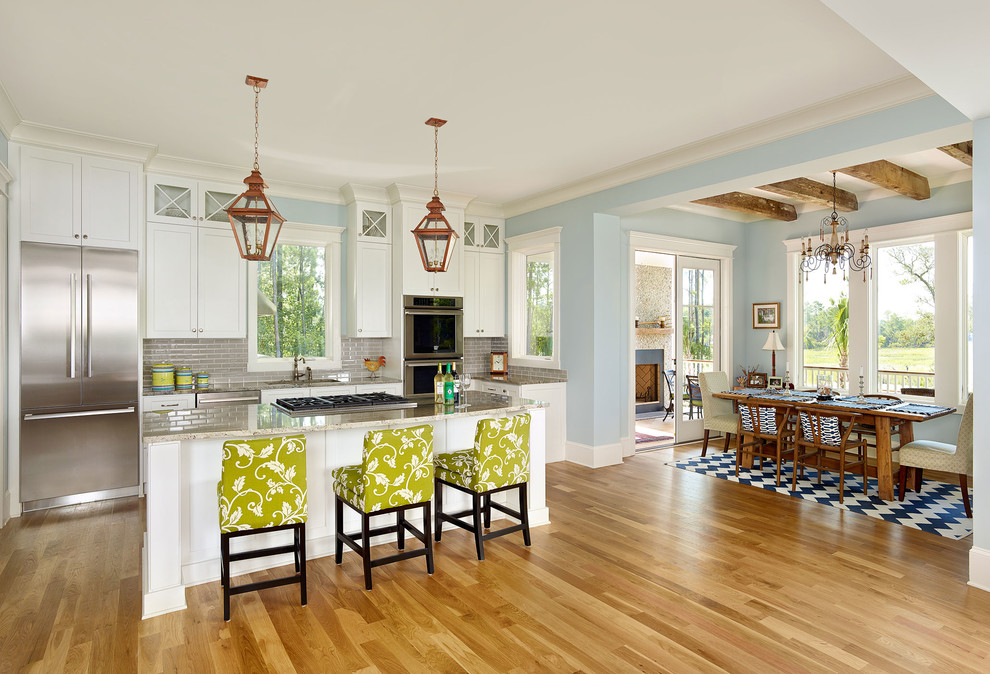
[434,413,531,561]
[218,434,307,622]
[332,424,434,590]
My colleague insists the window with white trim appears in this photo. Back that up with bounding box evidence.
[248,224,343,371]
[507,227,561,369]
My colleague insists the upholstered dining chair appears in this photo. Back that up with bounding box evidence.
[792,409,867,503]
[898,394,973,518]
[698,371,738,457]
[218,434,308,622]
[736,403,796,487]
[434,413,532,561]
[332,425,435,590]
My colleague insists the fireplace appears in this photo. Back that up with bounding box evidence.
[635,349,665,414]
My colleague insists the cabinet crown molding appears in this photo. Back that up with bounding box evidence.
[12,122,157,163]
[464,201,505,219]
[386,183,475,210]
[341,183,390,205]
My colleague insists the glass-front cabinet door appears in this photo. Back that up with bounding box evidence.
[200,182,240,228]
[359,209,388,240]
[147,174,198,226]
[675,255,720,442]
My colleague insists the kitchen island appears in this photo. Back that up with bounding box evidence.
[141,392,548,618]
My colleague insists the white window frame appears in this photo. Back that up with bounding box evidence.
[247,222,344,372]
[507,227,562,369]
[785,212,972,407]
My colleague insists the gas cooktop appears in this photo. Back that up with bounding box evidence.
[272,392,417,416]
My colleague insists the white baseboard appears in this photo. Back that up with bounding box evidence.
[969,546,990,593]
[620,436,635,457]
[1,489,10,526]
[6,490,20,520]
[566,440,623,468]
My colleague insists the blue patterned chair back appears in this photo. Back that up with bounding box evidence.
[739,404,778,435]
[799,411,843,446]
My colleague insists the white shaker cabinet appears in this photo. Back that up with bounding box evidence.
[344,193,393,338]
[146,222,246,338]
[394,201,463,297]
[464,249,505,337]
[20,146,138,249]
[147,175,241,229]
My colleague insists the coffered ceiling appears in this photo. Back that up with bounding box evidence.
[0,1,921,208]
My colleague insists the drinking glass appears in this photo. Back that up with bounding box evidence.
[459,373,472,408]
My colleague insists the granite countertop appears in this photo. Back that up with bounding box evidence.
[142,391,547,442]
[470,374,567,386]
[143,376,402,397]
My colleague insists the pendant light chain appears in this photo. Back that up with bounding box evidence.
[253,85,261,171]
[433,123,440,198]
[831,171,838,221]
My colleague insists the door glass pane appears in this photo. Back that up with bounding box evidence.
[681,268,714,420]
[525,252,553,357]
[464,221,476,247]
[483,224,500,249]
[256,243,327,359]
[876,242,935,395]
[361,210,387,238]
[153,183,191,219]
[801,275,848,390]
[204,190,238,222]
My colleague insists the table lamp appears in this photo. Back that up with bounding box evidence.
[762,330,784,377]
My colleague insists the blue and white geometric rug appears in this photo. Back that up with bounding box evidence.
[668,452,973,540]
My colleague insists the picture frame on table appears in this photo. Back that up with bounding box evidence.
[768,376,783,389]
[748,372,768,388]
[753,302,780,329]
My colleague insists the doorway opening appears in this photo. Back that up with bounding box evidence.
[634,252,676,449]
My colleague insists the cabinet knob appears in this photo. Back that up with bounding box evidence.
[83,234,88,239]
[74,234,80,239]
[358,329,362,333]
[199,216,204,221]
[198,328,204,332]
[191,329,196,333]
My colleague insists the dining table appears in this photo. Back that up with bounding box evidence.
[712,388,957,500]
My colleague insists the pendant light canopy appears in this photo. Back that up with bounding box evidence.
[226,75,285,262]
[411,118,458,273]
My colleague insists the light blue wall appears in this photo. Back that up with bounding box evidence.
[506,95,969,452]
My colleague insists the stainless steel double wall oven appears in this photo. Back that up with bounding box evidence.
[402,295,463,398]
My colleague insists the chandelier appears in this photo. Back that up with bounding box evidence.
[225,75,286,261]
[799,172,871,283]
[411,118,458,273]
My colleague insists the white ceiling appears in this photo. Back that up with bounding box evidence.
[0,1,914,206]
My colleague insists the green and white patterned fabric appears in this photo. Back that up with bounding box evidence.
[332,425,434,513]
[900,394,973,475]
[435,414,531,492]
[218,435,307,533]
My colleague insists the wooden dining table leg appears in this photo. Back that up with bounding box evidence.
[875,416,894,501]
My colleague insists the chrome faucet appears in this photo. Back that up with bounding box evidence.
[292,356,307,381]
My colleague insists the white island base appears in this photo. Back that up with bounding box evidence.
[142,398,547,618]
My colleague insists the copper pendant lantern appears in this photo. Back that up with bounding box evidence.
[225,75,286,261]
[411,118,458,272]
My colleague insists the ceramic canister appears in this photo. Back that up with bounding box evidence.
[195,372,209,389]
[175,367,193,390]
[152,363,175,391]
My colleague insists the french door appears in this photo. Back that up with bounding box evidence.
[675,256,721,442]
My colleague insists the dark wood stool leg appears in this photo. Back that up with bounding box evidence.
[294,525,301,573]
[299,523,307,607]
[434,478,443,542]
[361,513,373,590]
[898,465,908,501]
[221,532,231,621]
[483,494,492,529]
[914,468,924,493]
[396,510,405,550]
[702,429,710,457]
[520,483,531,547]
[422,502,435,574]
[335,495,344,564]
[472,493,485,561]
[961,474,973,519]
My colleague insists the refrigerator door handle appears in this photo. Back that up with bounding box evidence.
[86,273,93,377]
[69,273,77,379]
[24,407,136,421]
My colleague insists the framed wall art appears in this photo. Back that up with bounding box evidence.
[753,302,780,329]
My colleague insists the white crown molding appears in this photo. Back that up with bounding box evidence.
[340,183,389,205]
[504,75,935,218]
[11,121,157,163]
[0,80,22,139]
[386,183,475,210]
[464,200,505,219]
[148,154,343,204]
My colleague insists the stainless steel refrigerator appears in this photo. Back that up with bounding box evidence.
[20,242,139,511]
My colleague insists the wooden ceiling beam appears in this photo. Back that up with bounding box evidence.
[691,192,797,221]
[837,160,930,200]
[938,141,973,166]
[757,177,859,212]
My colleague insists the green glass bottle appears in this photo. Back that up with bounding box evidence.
[443,363,455,405]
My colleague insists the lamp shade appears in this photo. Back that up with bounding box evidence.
[762,330,784,351]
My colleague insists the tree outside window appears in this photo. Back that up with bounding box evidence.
[876,241,935,391]
[525,252,553,357]
[257,243,326,359]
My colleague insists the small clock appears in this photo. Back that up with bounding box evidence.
[490,351,508,375]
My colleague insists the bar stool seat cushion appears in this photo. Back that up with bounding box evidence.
[435,414,531,493]
[332,425,433,513]
[218,434,307,533]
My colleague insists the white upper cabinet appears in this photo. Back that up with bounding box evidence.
[147,174,241,228]
[20,146,138,249]
[464,248,505,337]
[463,217,503,252]
[395,201,464,297]
[344,186,393,337]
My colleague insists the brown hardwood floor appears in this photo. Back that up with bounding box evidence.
[2,443,989,672]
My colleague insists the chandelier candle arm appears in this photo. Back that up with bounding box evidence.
[799,171,871,284]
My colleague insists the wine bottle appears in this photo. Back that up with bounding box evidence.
[443,363,454,406]
[434,363,444,403]
[452,362,461,406]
